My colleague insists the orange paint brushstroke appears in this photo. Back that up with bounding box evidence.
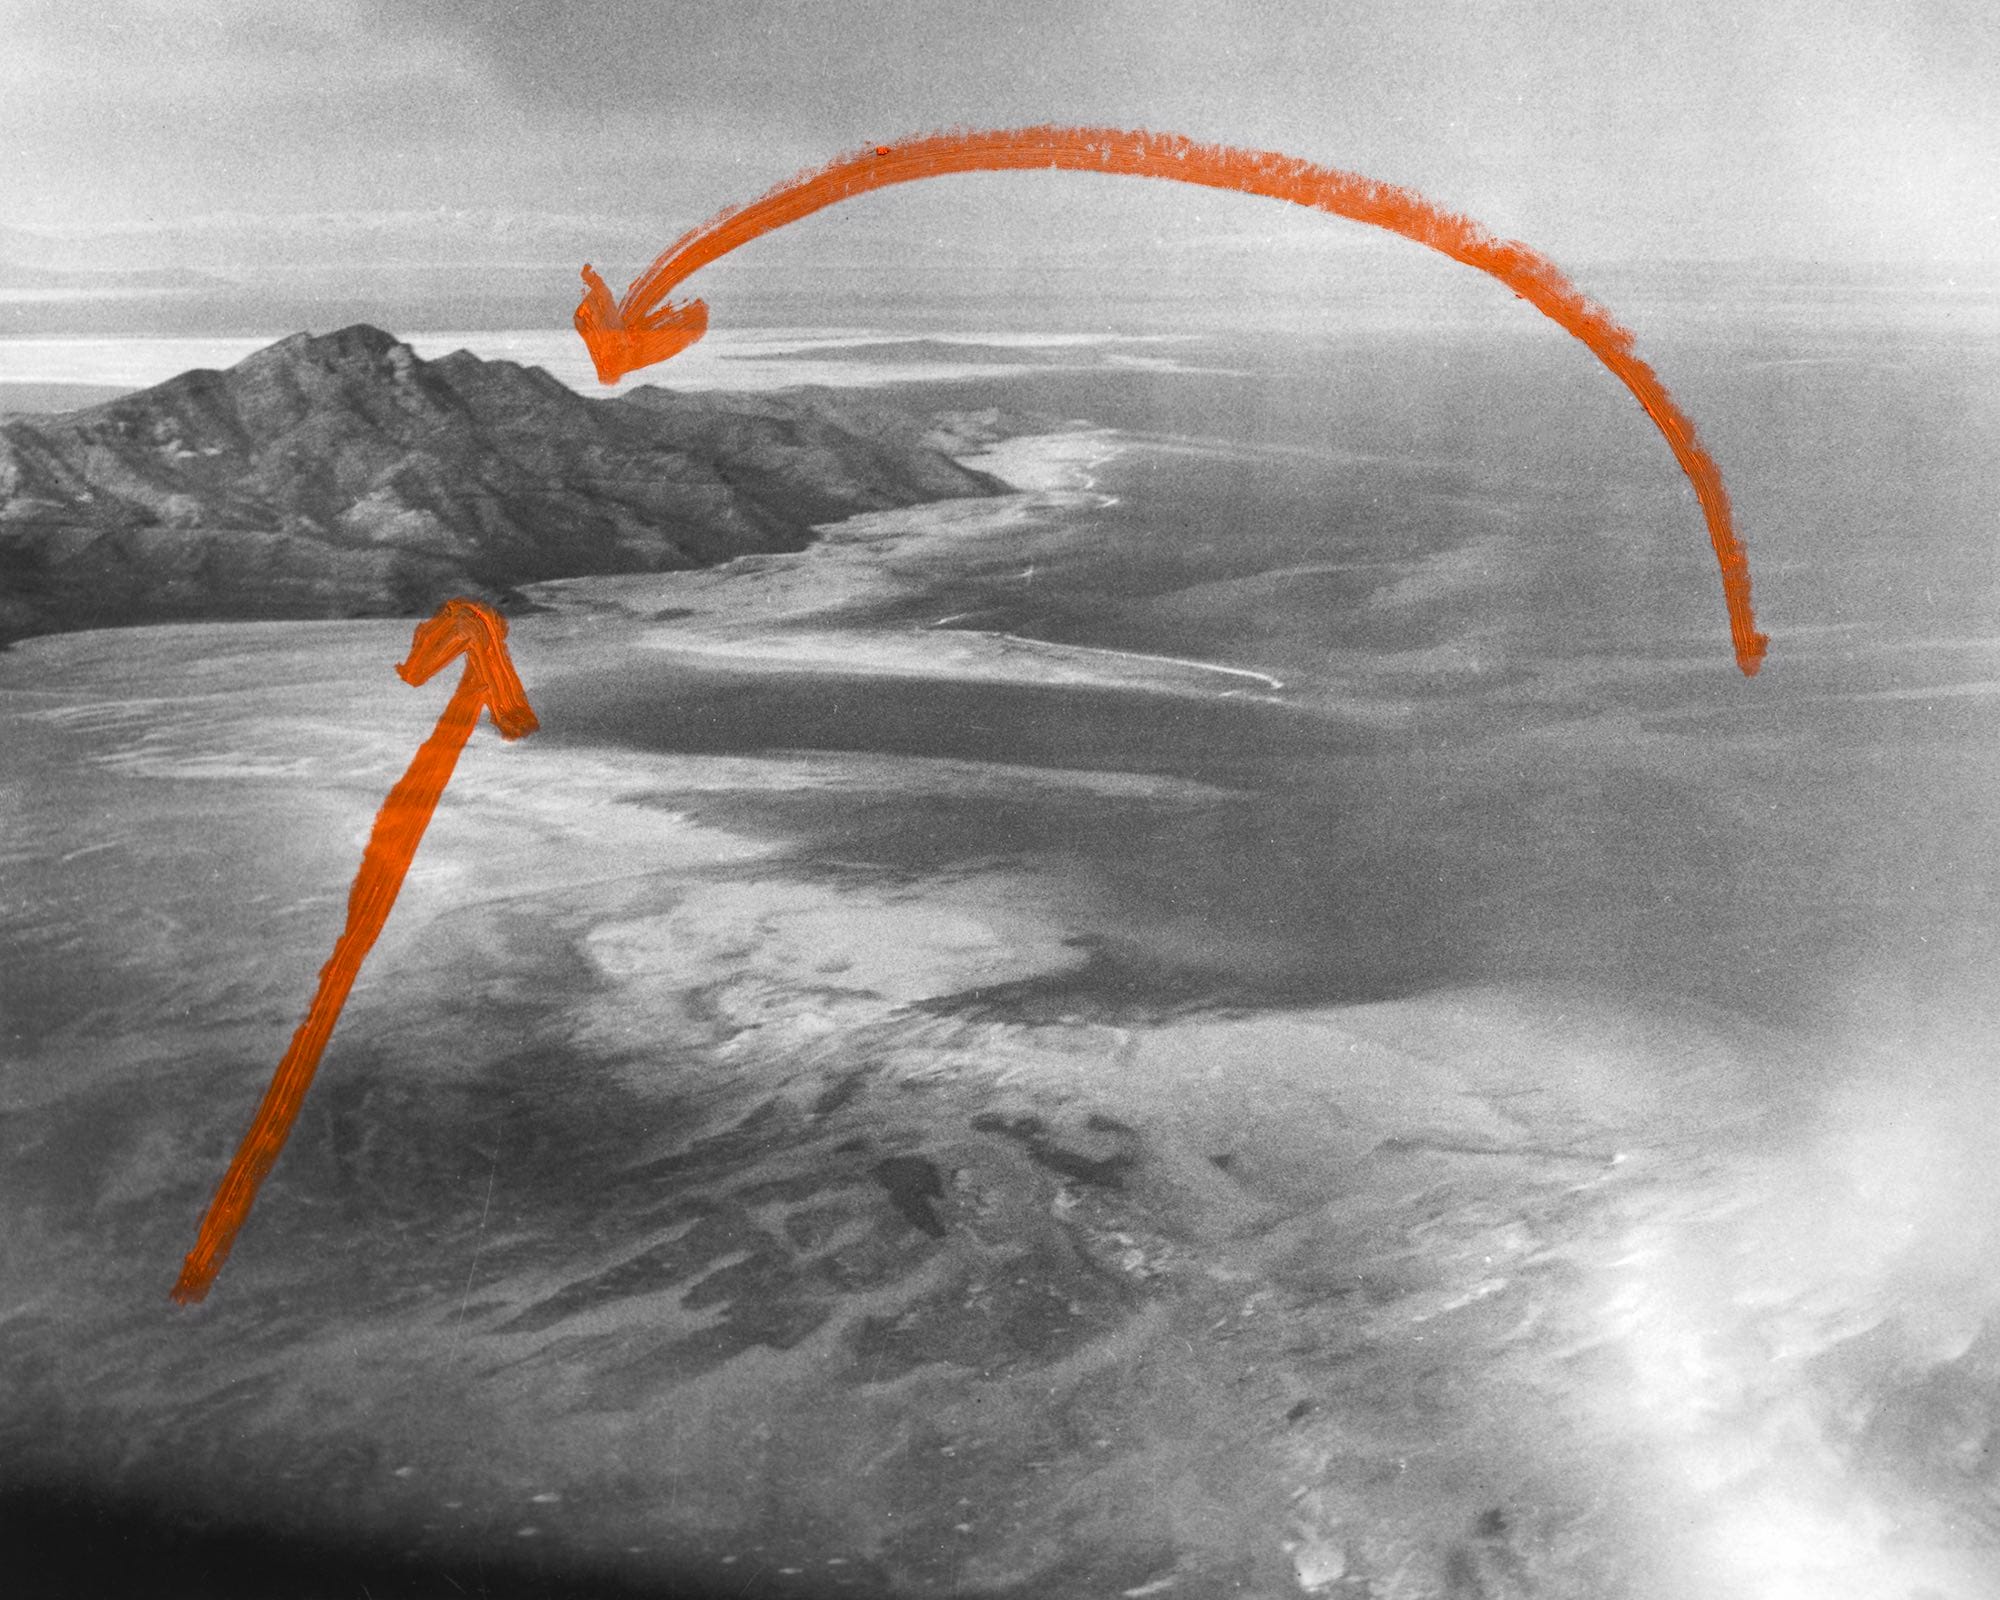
[576,125,1766,675]
[171,600,538,1305]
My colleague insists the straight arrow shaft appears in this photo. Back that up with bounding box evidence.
[172,671,489,1304]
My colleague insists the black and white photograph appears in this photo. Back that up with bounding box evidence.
[3,3,1998,1596]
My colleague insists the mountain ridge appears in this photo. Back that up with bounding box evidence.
[0,325,1018,645]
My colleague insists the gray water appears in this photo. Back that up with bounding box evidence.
[539,310,2000,1041]
[8,290,2000,1598]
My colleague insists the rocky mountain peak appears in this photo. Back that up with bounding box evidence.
[0,333,1014,645]
[244,323,410,369]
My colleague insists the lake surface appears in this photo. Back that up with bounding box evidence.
[534,308,2000,1049]
[7,289,2000,1598]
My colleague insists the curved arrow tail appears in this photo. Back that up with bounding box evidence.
[578,125,1766,676]
[172,601,537,1304]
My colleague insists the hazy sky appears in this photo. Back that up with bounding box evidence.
[2,0,1996,284]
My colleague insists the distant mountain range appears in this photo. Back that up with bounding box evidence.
[0,326,1015,645]
[0,261,225,293]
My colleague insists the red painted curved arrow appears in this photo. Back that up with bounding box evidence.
[172,600,538,1304]
[576,125,1766,676]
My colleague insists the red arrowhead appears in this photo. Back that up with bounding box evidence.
[574,264,709,384]
[396,596,539,739]
[172,599,538,1304]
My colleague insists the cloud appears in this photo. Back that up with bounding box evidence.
[0,1,485,103]
[0,0,1993,268]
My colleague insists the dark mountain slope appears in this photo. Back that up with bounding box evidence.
[0,326,1009,644]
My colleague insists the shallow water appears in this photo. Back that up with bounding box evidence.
[6,301,2000,1598]
[540,315,2000,1038]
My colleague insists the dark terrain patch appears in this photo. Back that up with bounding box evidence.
[970,1110,1137,1190]
[869,1155,948,1237]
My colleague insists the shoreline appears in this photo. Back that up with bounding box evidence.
[5,419,1996,1597]
[525,426,1295,703]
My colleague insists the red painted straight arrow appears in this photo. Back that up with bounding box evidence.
[576,125,1766,676]
[172,599,538,1305]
